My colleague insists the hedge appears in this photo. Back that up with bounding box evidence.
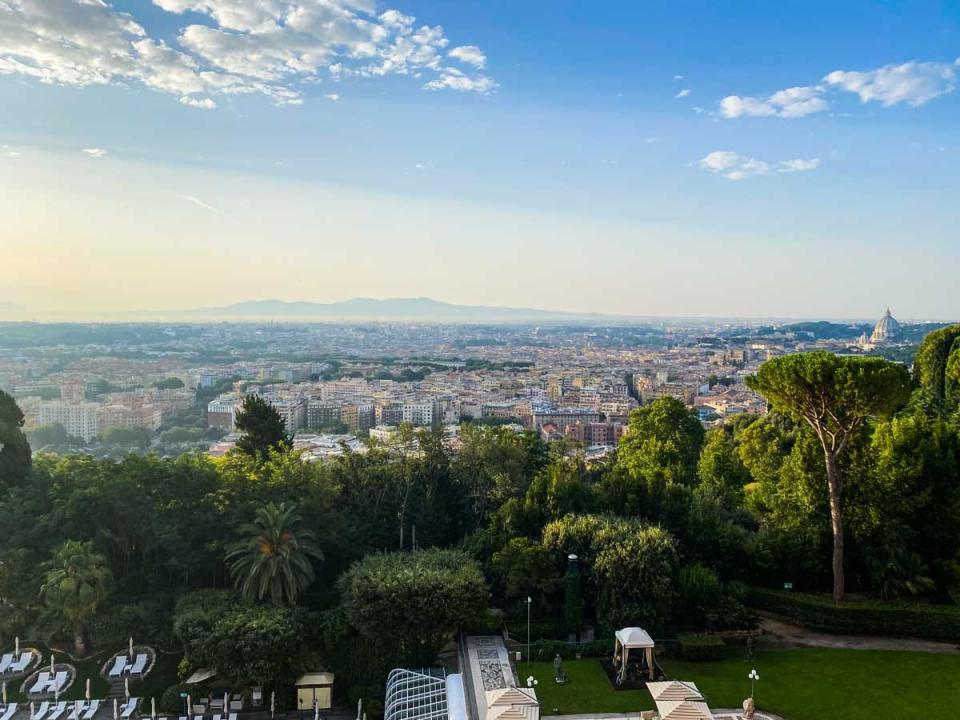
[678,634,726,662]
[748,587,960,642]
[525,639,611,661]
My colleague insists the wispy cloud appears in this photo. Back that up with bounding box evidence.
[700,151,821,180]
[719,58,959,118]
[324,93,340,101]
[675,88,691,98]
[179,194,224,215]
[82,148,107,158]
[448,45,487,69]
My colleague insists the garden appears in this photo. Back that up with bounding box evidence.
[525,648,960,720]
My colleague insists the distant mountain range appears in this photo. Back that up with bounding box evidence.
[171,297,628,323]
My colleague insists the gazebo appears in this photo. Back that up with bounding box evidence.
[613,627,655,683]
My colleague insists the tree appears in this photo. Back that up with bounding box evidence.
[913,324,960,412]
[0,390,31,487]
[697,425,750,508]
[746,351,912,600]
[234,394,291,459]
[334,549,489,671]
[40,540,113,655]
[226,502,323,605]
[615,397,704,485]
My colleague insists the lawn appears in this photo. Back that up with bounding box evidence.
[525,648,960,720]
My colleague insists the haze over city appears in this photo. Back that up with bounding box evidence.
[2,0,959,319]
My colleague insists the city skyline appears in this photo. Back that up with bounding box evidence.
[2,0,959,319]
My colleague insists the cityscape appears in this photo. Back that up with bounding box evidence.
[2,2,960,720]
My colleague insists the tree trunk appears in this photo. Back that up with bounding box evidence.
[824,452,845,601]
[74,623,88,656]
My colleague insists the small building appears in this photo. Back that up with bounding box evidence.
[295,672,335,711]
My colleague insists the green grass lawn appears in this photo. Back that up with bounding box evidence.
[525,648,960,720]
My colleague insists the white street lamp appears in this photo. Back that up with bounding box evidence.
[748,669,759,699]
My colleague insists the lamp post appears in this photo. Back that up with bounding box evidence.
[748,669,759,699]
[526,596,532,668]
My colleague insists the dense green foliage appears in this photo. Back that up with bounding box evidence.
[0,389,31,487]
[40,540,114,654]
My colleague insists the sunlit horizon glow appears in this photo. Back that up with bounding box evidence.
[1,1,958,321]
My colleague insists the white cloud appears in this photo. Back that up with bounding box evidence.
[0,0,496,108]
[324,92,340,101]
[675,88,691,98]
[82,147,107,158]
[778,158,821,173]
[448,45,486,69]
[720,85,827,118]
[424,66,497,94]
[824,60,957,106]
[179,95,216,109]
[673,74,684,80]
[720,58,958,119]
[700,151,820,180]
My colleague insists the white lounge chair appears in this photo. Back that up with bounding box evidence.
[129,655,147,676]
[193,715,204,720]
[108,657,127,678]
[120,698,139,719]
[227,713,237,720]
[12,652,33,673]
[0,654,13,673]
[47,702,68,720]
[83,700,101,720]
[69,701,88,720]
[52,671,68,694]
[31,672,51,694]
[212,713,222,720]
[0,704,18,720]
[35,701,51,720]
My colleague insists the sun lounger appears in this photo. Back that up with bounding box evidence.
[31,672,51,694]
[179,715,187,720]
[120,698,139,719]
[83,700,101,720]
[35,701,51,720]
[52,671,68,694]
[12,652,33,673]
[0,704,18,720]
[212,713,221,720]
[129,654,147,676]
[108,656,127,678]
[47,702,68,720]
[69,701,88,720]
[0,654,12,673]
[227,713,236,720]
[193,715,204,720]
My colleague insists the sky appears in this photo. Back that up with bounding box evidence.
[1,0,958,321]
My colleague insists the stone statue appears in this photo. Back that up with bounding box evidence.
[741,697,755,720]
[553,654,567,683]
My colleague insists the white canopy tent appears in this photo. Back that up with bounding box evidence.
[613,627,655,683]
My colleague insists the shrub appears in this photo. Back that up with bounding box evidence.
[528,639,610,661]
[747,587,960,641]
[160,684,188,714]
[677,564,722,628]
[678,634,725,662]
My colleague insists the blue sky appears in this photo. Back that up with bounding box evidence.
[0,0,958,319]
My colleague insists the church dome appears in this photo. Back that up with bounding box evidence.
[870,308,901,344]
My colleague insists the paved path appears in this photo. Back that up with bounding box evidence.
[548,710,783,720]
[759,614,960,654]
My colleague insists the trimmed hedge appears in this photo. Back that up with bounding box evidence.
[678,634,725,662]
[527,639,611,661]
[748,587,960,642]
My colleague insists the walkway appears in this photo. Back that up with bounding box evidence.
[759,615,960,655]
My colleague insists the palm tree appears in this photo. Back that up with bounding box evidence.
[40,540,113,655]
[226,502,323,605]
